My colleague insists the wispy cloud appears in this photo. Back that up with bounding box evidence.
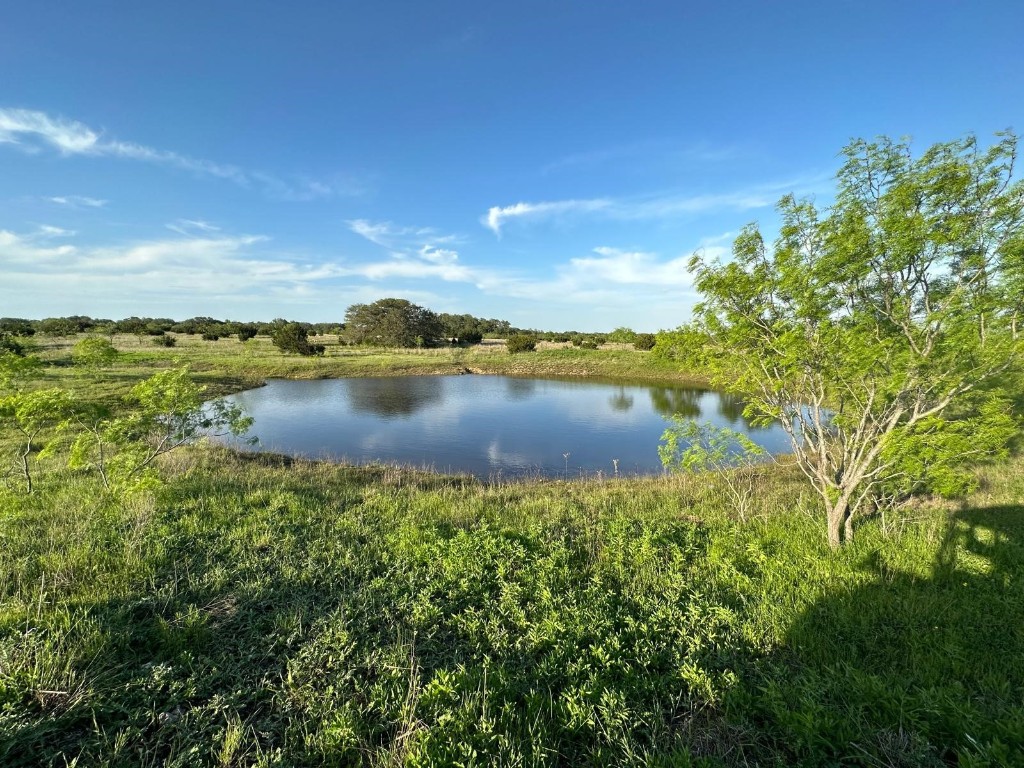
[166,219,221,236]
[36,224,75,238]
[345,218,468,280]
[483,199,613,236]
[47,195,108,208]
[482,176,828,236]
[0,107,356,201]
[347,219,438,249]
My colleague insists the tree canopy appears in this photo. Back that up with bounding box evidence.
[344,298,443,347]
[685,133,1024,546]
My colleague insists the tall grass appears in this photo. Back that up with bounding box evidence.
[2,443,1022,766]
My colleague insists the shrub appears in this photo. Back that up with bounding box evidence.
[237,325,259,342]
[272,323,322,356]
[0,332,25,357]
[201,331,220,342]
[153,335,177,347]
[634,333,656,351]
[506,334,537,353]
[579,340,598,350]
[72,337,118,368]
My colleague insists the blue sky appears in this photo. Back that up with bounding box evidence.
[2,1,1022,331]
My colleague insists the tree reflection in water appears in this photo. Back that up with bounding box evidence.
[647,386,703,419]
[345,376,444,417]
[609,386,634,412]
[505,377,537,401]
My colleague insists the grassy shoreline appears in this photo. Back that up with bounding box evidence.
[25,333,706,399]
[1,335,1022,765]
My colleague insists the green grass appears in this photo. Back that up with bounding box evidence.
[1,336,1023,765]
[27,334,702,402]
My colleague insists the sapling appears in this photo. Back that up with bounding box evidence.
[659,419,770,521]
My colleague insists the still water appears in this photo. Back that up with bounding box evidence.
[218,375,791,478]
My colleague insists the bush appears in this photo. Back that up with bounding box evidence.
[0,332,25,357]
[634,333,656,351]
[506,334,537,354]
[153,335,176,347]
[578,340,598,350]
[237,325,259,342]
[72,337,118,368]
[201,331,220,342]
[272,323,322,356]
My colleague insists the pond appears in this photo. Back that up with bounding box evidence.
[216,375,791,479]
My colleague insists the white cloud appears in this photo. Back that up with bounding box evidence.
[166,219,221,235]
[347,219,440,248]
[483,199,612,235]
[47,195,108,208]
[0,227,347,305]
[482,176,828,236]
[36,224,75,238]
[0,107,351,201]
[345,218,470,278]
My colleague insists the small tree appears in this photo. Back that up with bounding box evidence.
[68,366,252,493]
[237,324,259,342]
[685,133,1024,546]
[506,334,538,353]
[271,323,324,356]
[607,327,638,344]
[0,389,76,493]
[659,419,769,521]
[72,337,119,369]
[634,333,657,351]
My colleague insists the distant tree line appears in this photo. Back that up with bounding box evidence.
[0,306,661,352]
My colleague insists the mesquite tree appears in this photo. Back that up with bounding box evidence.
[686,134,1023,546]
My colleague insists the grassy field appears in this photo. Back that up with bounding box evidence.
[1,336,1022,766]
[28,334,702,401]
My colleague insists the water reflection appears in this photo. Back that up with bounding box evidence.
[648,387,703,419]
[345,376,444,417]
[220,375,791,478]
[609,387,635,412]
[717,392,748,424]
[505,377,537,401]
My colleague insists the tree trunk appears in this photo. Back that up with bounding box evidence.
[827,495,853,548]
[20,442,32,494]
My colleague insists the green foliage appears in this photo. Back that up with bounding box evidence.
[345,298,444,347]
[153,334,176,347]
[0,351,42,390]
[67,366,252,494]
[634,333,657,351]
[200,330,220,342]
[686,133,1024,545]
[0,387,77,492]
[505,334,538,353]
[0,317,35,337]
[0,332,24,357]
[2,449,1022,765]
[607,326,638,344]
[237,324,258,342]
[659,419,768,520]
[71,337,119,369]
[658,418,764,474]
[271,323,324,356]
[879,395,1019,500]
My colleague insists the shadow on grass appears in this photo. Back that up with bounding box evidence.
[731,504,1024,766]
